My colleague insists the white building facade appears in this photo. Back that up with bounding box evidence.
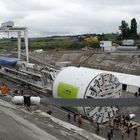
[100,41,116,52]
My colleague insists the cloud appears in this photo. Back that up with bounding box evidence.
[0,0,140,36]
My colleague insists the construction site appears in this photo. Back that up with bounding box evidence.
[0,21,140,140]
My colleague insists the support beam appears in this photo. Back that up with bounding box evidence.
[0,25,29,63]
[17,31,21,61]
[24,29,29,63]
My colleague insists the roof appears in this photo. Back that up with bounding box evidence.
[0,57,17,66]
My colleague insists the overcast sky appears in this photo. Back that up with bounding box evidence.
[0,0,140,37]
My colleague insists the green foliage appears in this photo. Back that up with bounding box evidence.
[84,36,100,48]
[119,18,138,39]
[100,33,118,42]
[119,20,130,39]
[29,38,71,50]
[0,38,17,50]
[130,18,137,38]
[67,40,85,49]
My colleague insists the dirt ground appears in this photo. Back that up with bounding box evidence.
[29,50,140,140]
[31,50,140,75]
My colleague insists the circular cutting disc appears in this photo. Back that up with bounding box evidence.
[84,73,122,123]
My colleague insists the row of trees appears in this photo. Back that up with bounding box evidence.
[119,18,137,39]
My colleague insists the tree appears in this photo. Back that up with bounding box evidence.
[84,36,99,48]
[130,18,137,38]
[119,20,130,39]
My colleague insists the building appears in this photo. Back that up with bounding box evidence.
[116,39,137,51]
[122,39,134,46]
[100,41,117,52]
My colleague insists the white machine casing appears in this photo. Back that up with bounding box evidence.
[53,67,122,123]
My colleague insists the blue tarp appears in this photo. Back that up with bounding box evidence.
[0,57,17,66]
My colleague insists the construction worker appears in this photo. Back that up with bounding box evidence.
[67,112,71,122]
[73,113,77,121]
[1,80,8,96]
[121,132,124,140]
[107,131,111,140]
[134,127,138,140]
[134,131,137,140]
[96,123,100,134]
[0,90,2,96]
[126,126,130,137]
[77,115,82,127]
[89,116,94,126]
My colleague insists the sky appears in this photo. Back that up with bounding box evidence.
[0,0,140,37]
